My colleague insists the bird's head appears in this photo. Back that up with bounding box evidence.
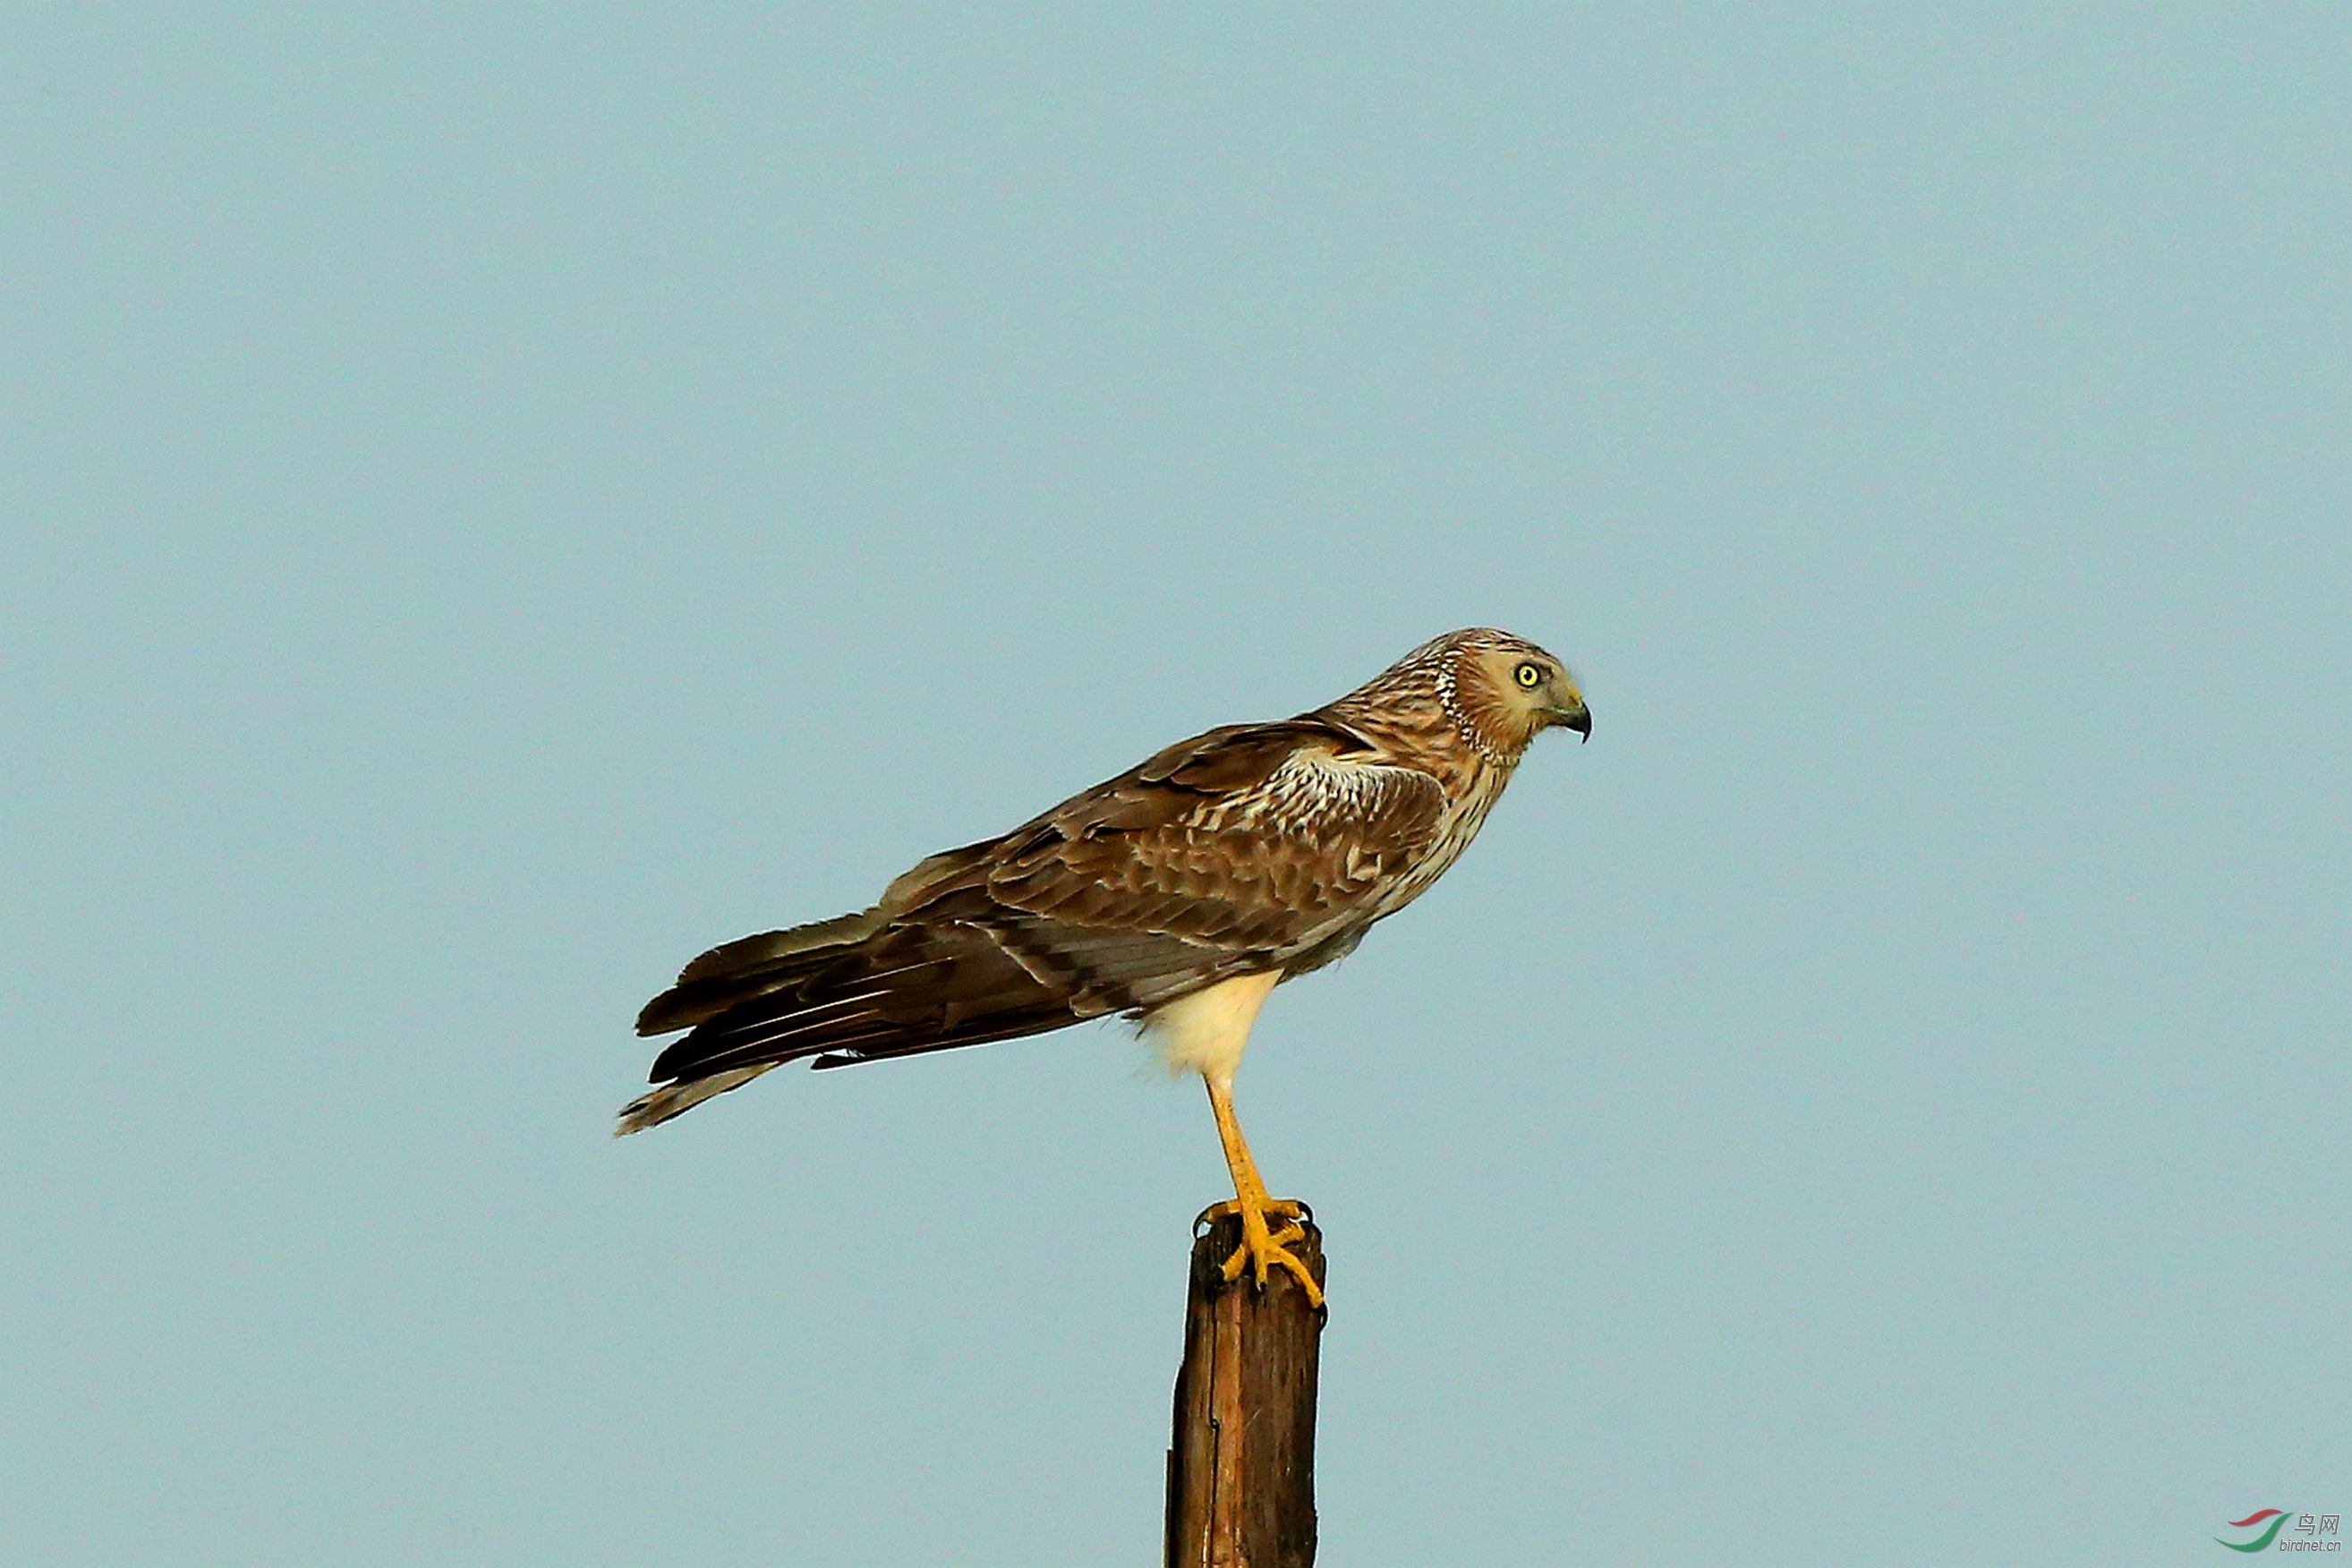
[1433,628,1591,758]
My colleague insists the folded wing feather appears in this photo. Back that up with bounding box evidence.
[617,715,1447,1132]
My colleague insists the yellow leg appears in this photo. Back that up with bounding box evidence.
[1202,1078,1325,1309]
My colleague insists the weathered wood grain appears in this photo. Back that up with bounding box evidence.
[1164,1207,1325,1568]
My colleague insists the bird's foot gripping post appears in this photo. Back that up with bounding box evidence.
[1201,1076,1326,1313]
[1201,1194,1323,1309]
[1165,1205,1327,1568]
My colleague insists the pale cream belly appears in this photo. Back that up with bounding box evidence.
[1142,970,1281,1088]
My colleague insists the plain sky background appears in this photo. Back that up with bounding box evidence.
[6,8,2347,1564]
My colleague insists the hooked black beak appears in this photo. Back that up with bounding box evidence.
[1552,699,1591,742]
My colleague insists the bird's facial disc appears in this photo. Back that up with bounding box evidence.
[1469,645,1590,746]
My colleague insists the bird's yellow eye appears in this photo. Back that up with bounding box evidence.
[1514,661,1544,689]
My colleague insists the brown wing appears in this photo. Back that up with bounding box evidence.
[618,716,1448,1130]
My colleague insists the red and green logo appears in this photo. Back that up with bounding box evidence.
[2219,1510,2290,1552]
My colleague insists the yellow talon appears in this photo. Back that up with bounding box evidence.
[1205,1196,1314,1276]
[1216,1202,1324,1308]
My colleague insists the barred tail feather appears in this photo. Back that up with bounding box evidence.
[635,908,884,1035]
[622,896,1232,1130]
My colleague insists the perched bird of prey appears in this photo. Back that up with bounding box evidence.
[621,627,1590,1307]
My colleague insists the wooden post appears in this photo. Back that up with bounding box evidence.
[1164,1206,1326,1568]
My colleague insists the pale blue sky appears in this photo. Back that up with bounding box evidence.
[7,9,2347,1565]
